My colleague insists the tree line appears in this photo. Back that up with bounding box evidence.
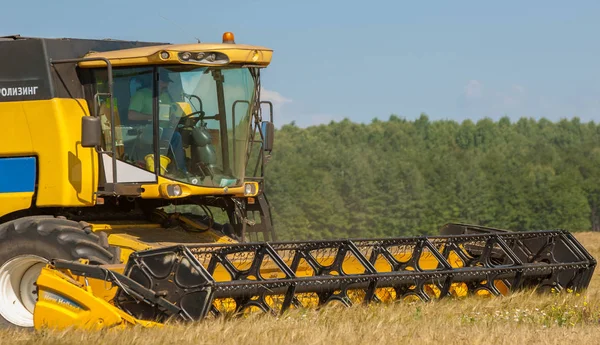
[265,115,600,240]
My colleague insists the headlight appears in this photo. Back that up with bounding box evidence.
[178,51,229,64]
[159,183,187,198]
[244,182,258,196]
[205,53,216,62]
[166,184,182,197]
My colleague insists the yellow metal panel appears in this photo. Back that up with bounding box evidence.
[0,102,34,155]
[141,175,249,199]
[73,264,123,302]
[34,267,159,330]
[0,192,33,217]
[35,267,128,329]
[92,223,157,262]
[91,222,235,264]
[20,99,99,207]
[79,44,273,68]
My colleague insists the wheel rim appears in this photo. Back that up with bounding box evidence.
[0,255,47,327]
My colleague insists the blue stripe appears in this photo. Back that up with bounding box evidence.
[0,157,36,193]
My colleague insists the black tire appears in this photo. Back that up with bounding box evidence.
[0,216,120,328]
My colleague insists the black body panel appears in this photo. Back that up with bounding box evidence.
[0,35,167,102]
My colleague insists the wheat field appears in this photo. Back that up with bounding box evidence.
[2,232,599,345]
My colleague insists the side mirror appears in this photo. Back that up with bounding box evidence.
[81,116,101,148]
[261,121,274,152]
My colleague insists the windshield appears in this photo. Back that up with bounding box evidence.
[94,66,256,188]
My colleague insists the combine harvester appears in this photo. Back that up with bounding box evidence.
[0,34,595,330]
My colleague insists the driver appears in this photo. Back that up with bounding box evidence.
[128,71,188,176]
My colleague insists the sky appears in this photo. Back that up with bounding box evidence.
[2,0,599,127]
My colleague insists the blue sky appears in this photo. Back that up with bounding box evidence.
[2,0,599,127]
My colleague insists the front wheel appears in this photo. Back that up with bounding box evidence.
[0,216,119,328]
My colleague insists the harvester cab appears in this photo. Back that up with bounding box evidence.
[0,34,596,331]
[76,33,276,243]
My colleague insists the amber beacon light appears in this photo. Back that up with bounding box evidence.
[223,32,235,44]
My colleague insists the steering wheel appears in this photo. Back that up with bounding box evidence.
[176,110,206,129]
[186,110,206,120]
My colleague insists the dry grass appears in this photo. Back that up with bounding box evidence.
[2,232,600,345]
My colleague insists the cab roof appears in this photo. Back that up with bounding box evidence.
[81,42,273,68]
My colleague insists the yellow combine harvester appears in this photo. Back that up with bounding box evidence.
[0,34,595,330]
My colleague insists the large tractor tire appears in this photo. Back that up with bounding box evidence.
[0,216,119,328]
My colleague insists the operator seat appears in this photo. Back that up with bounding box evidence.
[191,124,219,178]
